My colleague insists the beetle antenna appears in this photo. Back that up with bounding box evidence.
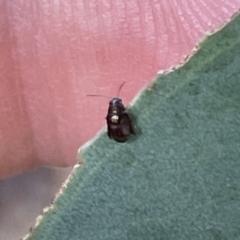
[86,94,111,99]
[117,81,126,97]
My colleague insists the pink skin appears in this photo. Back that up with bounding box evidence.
[0,1,239,178]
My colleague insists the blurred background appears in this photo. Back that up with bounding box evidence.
[0,167,71,239]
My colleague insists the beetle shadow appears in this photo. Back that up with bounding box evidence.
[126,111,141,144]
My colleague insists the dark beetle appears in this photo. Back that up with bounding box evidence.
[87,82,135,142]
[106,97,134,142]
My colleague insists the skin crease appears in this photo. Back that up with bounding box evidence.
[0,1,239,178]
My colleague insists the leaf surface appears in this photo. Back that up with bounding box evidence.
[26,12,240,240]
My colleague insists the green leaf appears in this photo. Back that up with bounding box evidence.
[25,13,240,240]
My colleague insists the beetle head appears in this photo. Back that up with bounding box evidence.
[109,98,122,105]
